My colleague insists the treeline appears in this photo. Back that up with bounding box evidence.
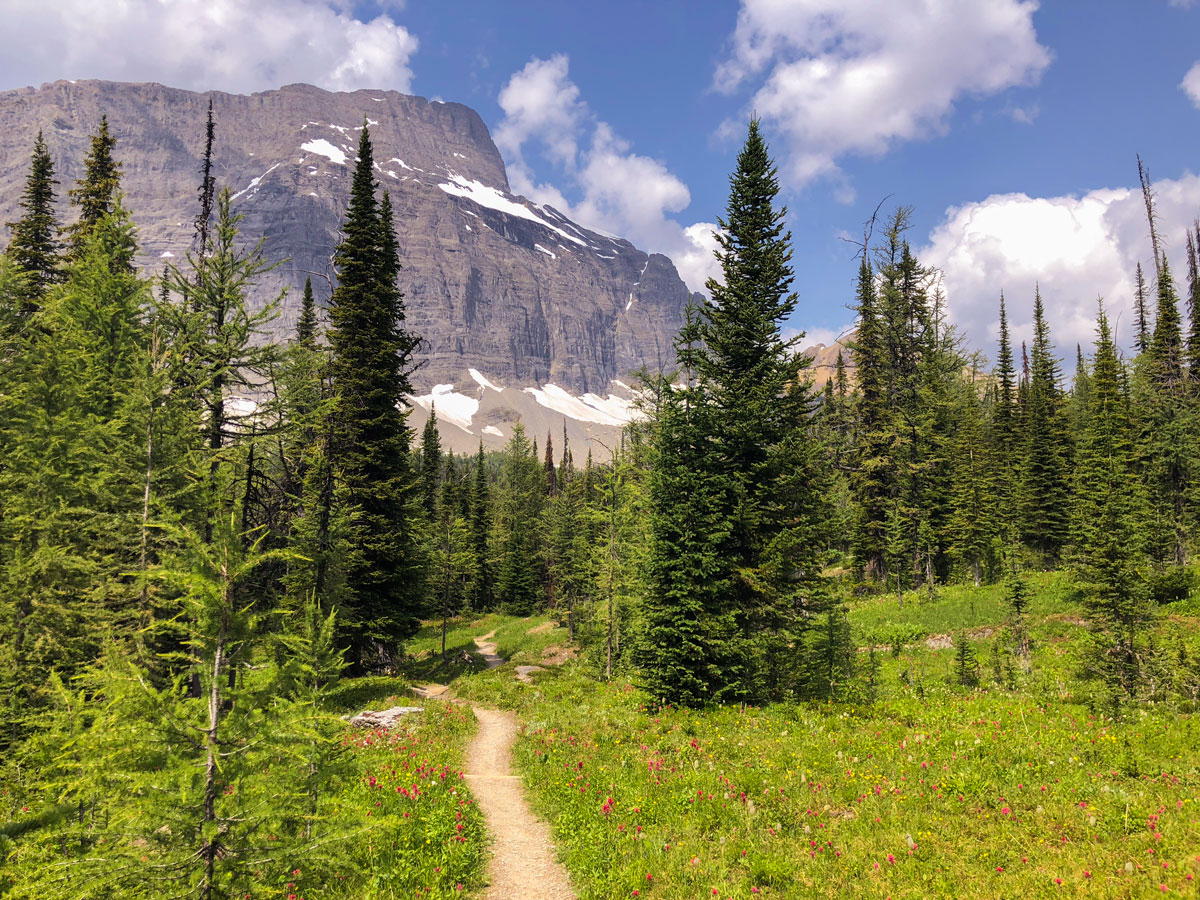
[2,104,1199,744]
[0,107,445,896]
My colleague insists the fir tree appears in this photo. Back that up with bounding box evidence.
[469,441,494,611]
[1022,288,1071,560]
[421,407,442,517]
[1134,261,1152,355]
[849,253,892,579]
[1075,303,1151,700]
[5,132,63,312]
[639,308,742,704]
[991,294,1020,550]
[1139,256,1191,564]
[673,119,827,699]
[953,631,980,687]
[493,424,543,615]
[1186,225,1200,382]
[1150,255,1185,394]
[297,275,318,347]
[327,126,423,666]
[66,116,122,257]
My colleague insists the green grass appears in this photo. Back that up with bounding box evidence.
[427,580,1200,900]
[847,570,1080,645]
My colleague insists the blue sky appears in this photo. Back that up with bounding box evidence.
[4,0,1200,356]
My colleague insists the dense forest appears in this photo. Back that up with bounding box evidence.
[0,105,1198,898]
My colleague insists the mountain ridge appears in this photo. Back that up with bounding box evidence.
[0,78,699,400]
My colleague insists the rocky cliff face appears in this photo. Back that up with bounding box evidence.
[0,80,696,402]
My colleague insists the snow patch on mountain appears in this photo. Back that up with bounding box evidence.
[469,368,503,392]
[436,174,586,246]
[301,139,347,165]
[411,383,479,431]
[523,383,634,427]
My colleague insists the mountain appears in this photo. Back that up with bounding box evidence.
[0,79,700,454]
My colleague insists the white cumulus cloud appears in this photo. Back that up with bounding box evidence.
[920,173,1200,359]
[495,54,721,294]
[0,0,419,94]
[714,0,1051,189]
[1182,61,1200,107]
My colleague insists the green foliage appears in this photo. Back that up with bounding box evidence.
[492,424,544,615]
[952,630,980,687]
[1021,288,1071,561]
[4,131,62,312]
[65,116,122,258]
[327,128,423,666]
[643,119,829,704]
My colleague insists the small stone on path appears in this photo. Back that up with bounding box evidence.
[349,706,423,729]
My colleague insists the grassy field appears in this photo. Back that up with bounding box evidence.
[424,575,1200,900]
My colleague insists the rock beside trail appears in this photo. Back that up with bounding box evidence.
[514,665,545,683]
[349,706,424,729]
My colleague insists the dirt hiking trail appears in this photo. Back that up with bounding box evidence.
[463,633,576,899]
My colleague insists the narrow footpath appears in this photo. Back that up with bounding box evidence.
[463,634,576,900]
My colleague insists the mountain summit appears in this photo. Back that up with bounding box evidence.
[0,79,699,451]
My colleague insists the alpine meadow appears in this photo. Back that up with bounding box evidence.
[2,4,1200,899]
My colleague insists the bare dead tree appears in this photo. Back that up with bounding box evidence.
[1138,154,1163,281]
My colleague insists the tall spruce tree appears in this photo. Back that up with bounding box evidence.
[420,407,442,516]
[1141,256,1191,564]
[1184,231,1200,380]
[327,126,423,667]
[640,309,741,704]
[991,294,1021,550]
[1134,261,1152,355]
[1075,303,1151,701]
[684,119,827,699]
[66,116,122,257]
[849,254,892,579]
[5,132,63,313]
[297,275,318,347]
[469,440,494,610]
[1021,288,1071,560]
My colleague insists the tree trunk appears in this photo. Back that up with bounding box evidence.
[201,585,228,900]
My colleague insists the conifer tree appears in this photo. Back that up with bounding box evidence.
[5,132,63,312]
[1184,231,1200,379]
[849,254,892,579]
[327,126,423,666]
[493,424,543,615]
[1150,255,1185,393]
[1134,261,1152,355]
[1021,288,1070,560]
[991,294,1020,550]
[297,275,318,347]
[948,360,997,585]
[469,441,494,610]
[1075,303,1151,700]
[659,119,826,699]
[1140,256,1191,564]
[194,98,217,254]
[66,116,122,257]
[421,407,442,516]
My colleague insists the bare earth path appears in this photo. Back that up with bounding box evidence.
[463,634,576,899]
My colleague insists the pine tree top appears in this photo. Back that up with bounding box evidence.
[297,276,318,347]
[5,130,63,309]
[67,116,122,255]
